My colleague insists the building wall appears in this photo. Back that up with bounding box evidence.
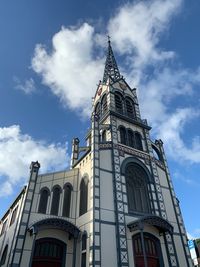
[0,188,26,266]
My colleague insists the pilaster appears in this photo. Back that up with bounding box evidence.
[111,117,129,267]
[10,161,40,267]
[157,140,193,267]
[90,113,101,267]
[144,132,179,267]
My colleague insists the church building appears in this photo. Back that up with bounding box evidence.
[0,40,193,267]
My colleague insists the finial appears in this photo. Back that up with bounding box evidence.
[107,35,111,44]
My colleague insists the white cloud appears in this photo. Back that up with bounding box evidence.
[0,125,68,197]
[138,67,200,126]
[14,77,36,94]
[187,232,195,240]
[138,68,200,164]
[107,0,182,83]
[32,23,104,117]
[0,181,13,198]
[108,0,180,56]
[157,108,200,163]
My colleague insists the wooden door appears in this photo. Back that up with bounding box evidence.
[32,238,65,267]
[133,234,161,267]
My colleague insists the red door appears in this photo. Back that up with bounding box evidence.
[133,234,161,267]
[32,238,65,267]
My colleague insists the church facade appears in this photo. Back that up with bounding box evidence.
[0,41,193,267]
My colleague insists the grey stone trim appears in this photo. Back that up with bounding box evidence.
[110,117,129,267]
[159,141,192,267]
[10,162,40,267]
[99,167,114,173]
[90,114,101,266]
[14,249,21,253]
[18,235,25,239]
[110,110,151,130]
[96,220,116,226]
[94,232,100,236]
[89,261,101,265]
[20,222,27,226]
[23,210,30,214]
[28,189,34,192]
[143,129,179,267]
[163,233,173,266]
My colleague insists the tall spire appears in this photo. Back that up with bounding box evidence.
[102,37,121,83]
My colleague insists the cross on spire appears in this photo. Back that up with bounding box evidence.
[102,37,121,83]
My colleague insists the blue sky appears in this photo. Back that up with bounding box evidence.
[0,0,200,238]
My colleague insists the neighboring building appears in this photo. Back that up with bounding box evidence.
[0,40,193,267]
[194,238,200,266]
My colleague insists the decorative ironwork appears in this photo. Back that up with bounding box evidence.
[127,215,173,234]
[102,39,121,83]
[28,217,80,238]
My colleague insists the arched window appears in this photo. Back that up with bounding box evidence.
[101,94,107,114]
[38,188,49,214]
[0,220,7,236]
[125,97,135,118]
[115,93,123,114]
[32,238,66,267]
[95,102,101,118]
[132,233,164,267]
[10,206,18,226]
[51,186,61,216]
[125,163,150,213]
[135,132,143,151]
[152,145,163,162]
[81,232,87,267]
[119,126,127,145]
[0,245,8,266]
[79,178,88,216]
[127,129,134,147]
[102,130,106,142]
[62,184,72,217]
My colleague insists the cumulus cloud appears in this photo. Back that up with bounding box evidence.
[0,181,13,198]
[32,23,104,117]
[107,0,181,71]
[157,109,200,163]
[138,68,197,124]
[0,125,68,197]
[14,77,36,94]
[30,0,200,164]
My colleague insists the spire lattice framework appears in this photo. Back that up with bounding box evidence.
[102,39,121,83]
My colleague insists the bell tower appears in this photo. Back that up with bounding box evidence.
[87,39,193,267]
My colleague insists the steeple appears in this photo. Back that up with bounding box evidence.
[102,37,121,83]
